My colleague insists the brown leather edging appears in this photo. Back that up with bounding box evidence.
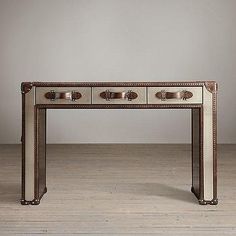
[34,106,39,200]
[191,109,194,196]
[35,104,202,109]
[200,106,204,200]
[31,81,208,87]
[45,109,47,198]
[21,93,25,201]
[212,86,217,201]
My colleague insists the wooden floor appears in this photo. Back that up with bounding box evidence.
[0,144,235,235]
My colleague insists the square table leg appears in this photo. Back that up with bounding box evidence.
[191,83,218,205]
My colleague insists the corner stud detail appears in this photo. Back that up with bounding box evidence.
[21,82,33,94]
[198,199,218,205]
[204,81,218,93]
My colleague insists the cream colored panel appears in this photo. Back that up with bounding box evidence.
[92,87,146,104]
[36,87,91,104]
[24,87,35,201]
[203,87,214,201]
[148,87,202,104]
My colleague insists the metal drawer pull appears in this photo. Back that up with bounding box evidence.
[45,90,82,101]
[156,90,193,101]
[100,90,138,101]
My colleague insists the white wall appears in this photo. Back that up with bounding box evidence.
[0,0,235,144]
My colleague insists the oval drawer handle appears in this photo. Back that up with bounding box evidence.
[45,90,82,101]
[100,90,138,101]
[155,90,193,101]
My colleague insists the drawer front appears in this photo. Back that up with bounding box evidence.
[36,87,91,104]
[148,87,202,104]
[92,87,146,104]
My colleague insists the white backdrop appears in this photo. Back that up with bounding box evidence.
[0,0,235,143]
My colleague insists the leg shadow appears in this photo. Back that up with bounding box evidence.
[115,182,198,204]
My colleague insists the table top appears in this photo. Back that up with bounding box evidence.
[21,81,217,88]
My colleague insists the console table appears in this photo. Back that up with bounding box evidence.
[21,81,218,205]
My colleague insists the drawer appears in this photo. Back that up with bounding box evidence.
[148,87,202,104]
[36,87,91,104]
[92,87,146,104]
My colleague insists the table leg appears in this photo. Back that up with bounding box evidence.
[21,84,47,205]
[191,83,218,205]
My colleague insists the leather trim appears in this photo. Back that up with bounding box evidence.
[35,104,202,109]
[212,87,217,200]
[21,93,25,200]
[32,81,207,87]
[200,107,204,200]
[34,106,38,199]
